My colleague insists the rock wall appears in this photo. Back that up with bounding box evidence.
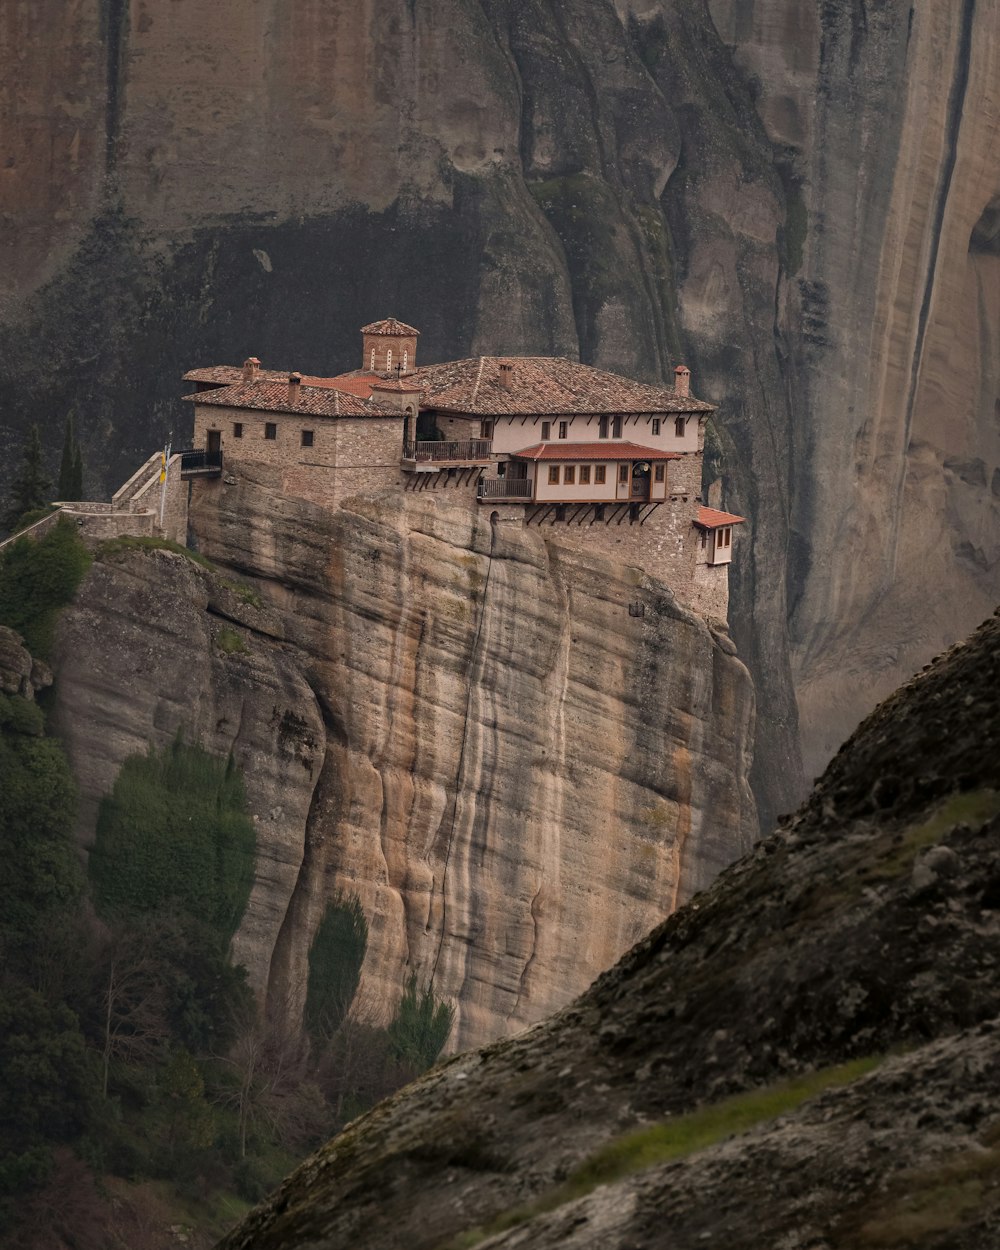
[5,0,999,828]
[51,470,756,1050]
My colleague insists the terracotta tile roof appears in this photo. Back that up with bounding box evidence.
[361,318,420,336]
[370,378,424,393]
[182,380,400,418]
[509,441,684,462]
[695,505,746,528]
[410,357,714,416]
[183,365,289,385]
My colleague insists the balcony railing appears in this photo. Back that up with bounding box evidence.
[179,449,223,477]
[477,477,533,500]
[403,439,492,463]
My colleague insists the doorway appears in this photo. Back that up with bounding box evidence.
[630,462,650,500]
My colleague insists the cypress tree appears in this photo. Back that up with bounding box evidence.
[57,416,75,500]
[3,425,50,531]
[70,443,84,500]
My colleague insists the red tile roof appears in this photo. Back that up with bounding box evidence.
[695,505,746,528]
[361,318,420,336]
[182,380,400,418]
[410,356,714,417]
[184,365,289,385]
[509,441,683,462]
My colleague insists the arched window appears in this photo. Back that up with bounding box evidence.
[387,348,393,372]
[370,348,376,370]
[403,350,408,372]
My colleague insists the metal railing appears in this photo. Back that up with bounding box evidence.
[179,449,223,475]
[403,439,492,462]
[477,477,533,500]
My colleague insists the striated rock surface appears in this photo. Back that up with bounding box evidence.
[216,606,1000,1250]
[4,0,998,834]
[51,473,756,1050]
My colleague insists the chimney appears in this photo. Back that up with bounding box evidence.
[242,356,260,383]
[674,365,691,398]
[287,371,302,406]
[498,361,513,390]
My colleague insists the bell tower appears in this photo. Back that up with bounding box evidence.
[361,318,420,376]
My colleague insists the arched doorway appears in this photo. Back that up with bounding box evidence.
[631,461,651,501]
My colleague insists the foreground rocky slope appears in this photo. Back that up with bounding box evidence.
[217,607,1000,1249]
[52,473,756,1050]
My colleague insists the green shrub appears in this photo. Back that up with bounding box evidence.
[216,627,247,656]
[89,737,256,946]
[304,895,368,1043]
[0,516,92,659]
[387,974,454,1070]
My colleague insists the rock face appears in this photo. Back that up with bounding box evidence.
[51,473,756,1050]
[7,1,998,827]
[216,606,1000,1250]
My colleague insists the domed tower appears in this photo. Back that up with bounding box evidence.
[361,318,420,376]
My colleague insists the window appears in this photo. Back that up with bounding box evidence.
[563,465,575,484]
[594,465,606,485]
[675,417,686,437]
[301,429,314,448]
[613,416,622,438]
[541,421,551,440]
[480,420,493,439]
[618,464,629,484]
[371,348,376,370]
[723,527,731,547]
[264,422,277,440]
[598,416,609,439]
[233,422,243,439]
[652,418,660,436]
[654,464,665,482]
[558,421,568,440]
[403,350,408,372]
[548,466,560,485]
[386,348,392,372]
[579,465,591,485]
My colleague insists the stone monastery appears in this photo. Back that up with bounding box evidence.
[182,319,744,618]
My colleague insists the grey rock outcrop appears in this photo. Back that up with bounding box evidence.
[216,606,1000,1250]
[51,475,757,1051]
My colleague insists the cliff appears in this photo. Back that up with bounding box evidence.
[6,2,997,826]
[51,473,756,1051]
[215,604,1000,1250]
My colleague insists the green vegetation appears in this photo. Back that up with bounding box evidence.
[305,895,369,1043]
[216,626,248,655]
[387,974,456,1071]
[449,1056,883,1249]
[90,736,256,943]
[97,534,214,569]
[224,579,263,609]
[57,415,84,501]
[2,425,50,532]
[0,517,92,659]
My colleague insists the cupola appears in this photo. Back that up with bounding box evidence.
[361,318,420,376]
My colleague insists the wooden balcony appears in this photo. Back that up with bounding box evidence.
[179,449,223,478]
[402,439,493,471]
[477,477,533,501]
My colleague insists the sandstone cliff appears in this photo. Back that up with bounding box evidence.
[51,475,756,1050]
[4,0,998,830]
[216,605,1000,1250]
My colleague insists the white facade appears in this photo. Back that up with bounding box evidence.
[488,413,699,456]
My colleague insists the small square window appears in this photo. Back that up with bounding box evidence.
[541,421,551,441]
[654,464,665,482]
[233,422,243,439]
[618,464,629,484]
[558,421,568,440]
[675,417,686,437]
[264,422,277,441]
[563,465,575,484]
[548,466,560,484]
[579,465,591,485]
[301,429,314,448]
[594,465,606,485]
[651,418,660,436]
